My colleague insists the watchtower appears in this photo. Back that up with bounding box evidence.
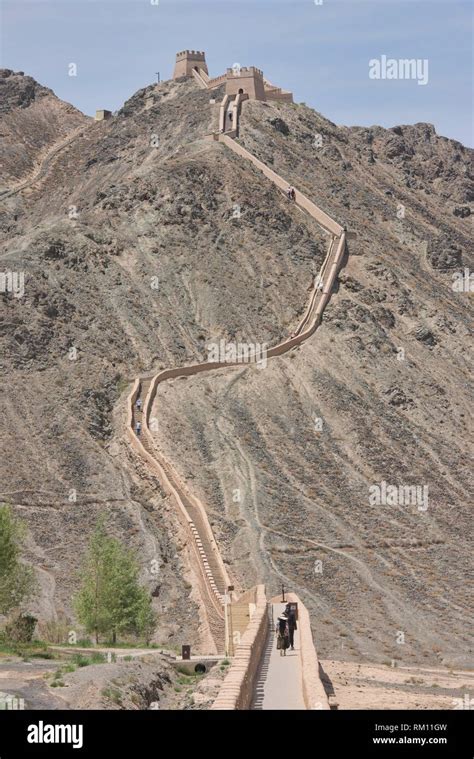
[173,50,209,79]
[225,66,266,101]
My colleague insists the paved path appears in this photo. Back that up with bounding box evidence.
[251,604,305,710]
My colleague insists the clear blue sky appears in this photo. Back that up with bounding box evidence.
[1,0,472,146]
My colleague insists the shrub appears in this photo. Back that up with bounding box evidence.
[5,612,37,643]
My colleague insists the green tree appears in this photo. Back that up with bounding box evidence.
[0,504,36,615]
[108,542,156,643]
[74,517,155,644]
[73,518,115,643]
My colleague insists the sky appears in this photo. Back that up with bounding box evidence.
[1,0,472,146]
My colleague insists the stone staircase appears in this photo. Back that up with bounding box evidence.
[130,376,227,653]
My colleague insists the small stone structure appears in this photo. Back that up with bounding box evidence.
[95,109,112,121]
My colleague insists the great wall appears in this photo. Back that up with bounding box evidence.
[0,51,346,708]
[126,51,347,709]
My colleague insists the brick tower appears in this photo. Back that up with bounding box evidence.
[225,66,266,101]
[173,50,209,79]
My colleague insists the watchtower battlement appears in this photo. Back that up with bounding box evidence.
[173,50,209,79]
[226,66,264,78]
[176,50,206,62]
[172,50,293,102]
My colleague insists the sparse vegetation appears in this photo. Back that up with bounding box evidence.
[74,516,155,644]
[0,505,37,617]
[101,686,123,705]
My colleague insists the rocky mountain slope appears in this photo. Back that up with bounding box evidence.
[0,71,472,672]
[0,69,87,185]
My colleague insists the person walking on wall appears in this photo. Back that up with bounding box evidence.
[285,604,297,650]
[135,420,142,436]
[276,613,290,656]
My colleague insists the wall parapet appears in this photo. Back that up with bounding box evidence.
[212,585,268,709]
[284,593,330,710]
[226,66,264,77]
[176,50,206,60]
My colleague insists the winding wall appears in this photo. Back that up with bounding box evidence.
[127,89,347,659]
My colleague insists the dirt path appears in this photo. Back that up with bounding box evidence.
[0,123,91,199]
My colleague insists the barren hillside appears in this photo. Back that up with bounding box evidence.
[0,69,88,186]
[0,72,472,673]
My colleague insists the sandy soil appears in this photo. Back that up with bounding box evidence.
[320,659,474,710]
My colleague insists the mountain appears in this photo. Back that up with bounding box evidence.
[0,71,472,673]
[0,69,87,186]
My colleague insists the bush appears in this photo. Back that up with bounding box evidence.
[270,117,290,136]
[90,652,106,664]
[5,611,37,643]
[72,653,91,667]
[101,686,122,704]
[72,652,106,667]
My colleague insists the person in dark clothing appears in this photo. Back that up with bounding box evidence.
[285,604,297,649]
[276,613,290,656]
